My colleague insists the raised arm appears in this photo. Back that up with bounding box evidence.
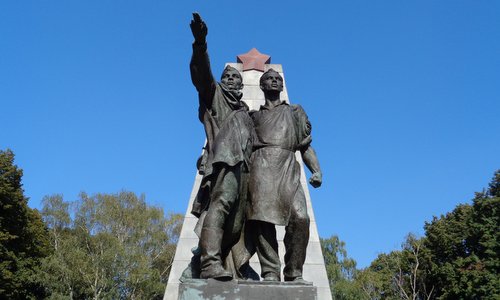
[301,145,322,188]
[190,12,216,107]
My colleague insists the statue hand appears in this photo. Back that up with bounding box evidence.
[309,172,322,188]
[190,12,207,43]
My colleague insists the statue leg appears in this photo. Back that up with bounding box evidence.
[252,220,281,281]
[283,188,310,282]
[199,164,240,279]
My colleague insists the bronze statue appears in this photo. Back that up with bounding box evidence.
[247,69,322,283]
[188,13,255,280]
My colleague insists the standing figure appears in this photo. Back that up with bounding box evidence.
[248,69,322,283]
[188,13,255,280]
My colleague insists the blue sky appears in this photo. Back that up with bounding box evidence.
[1,1,499,268]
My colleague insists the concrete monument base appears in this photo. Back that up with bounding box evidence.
[178,279,317,300]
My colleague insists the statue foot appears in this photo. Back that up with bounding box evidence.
[238,262,260,281]
[200,263,233,280]
[263,273,280,282]
[284,276,311,285]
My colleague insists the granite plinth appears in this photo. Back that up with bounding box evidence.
[178,279,317,300]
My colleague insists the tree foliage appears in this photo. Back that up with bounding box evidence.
[322,170,499,300]
[0,149,51,299]
[321,235,366,300]
[360,234,433,300]
[39,191,183,299]
[423,170,500,299]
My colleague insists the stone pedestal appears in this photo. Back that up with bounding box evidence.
[178,279,317,300]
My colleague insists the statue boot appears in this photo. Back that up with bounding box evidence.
[200,227,233,279]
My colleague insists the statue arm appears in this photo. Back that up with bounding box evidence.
[190,13,216,108]
[301,145,322,188]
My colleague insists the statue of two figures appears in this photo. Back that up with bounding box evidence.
[181,13,323,284]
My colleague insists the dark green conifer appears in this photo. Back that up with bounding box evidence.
[0,149,50,299]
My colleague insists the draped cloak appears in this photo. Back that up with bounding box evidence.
[190,83,254,219]
[188,42,254,235]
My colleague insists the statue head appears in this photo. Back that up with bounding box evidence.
[221,65,243,90]
[260,69,283,93]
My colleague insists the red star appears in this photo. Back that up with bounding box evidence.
[236,48,271,72]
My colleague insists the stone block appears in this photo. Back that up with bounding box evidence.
[265,64,283,72]
[304,241,325,264]
[241,85,264,101]
[168,260,192,285]
[276,225,286,240]
[178,279,317,300]
[302,264,330,288]
[249,261,261,273]
[317,287,333,300]
[309,220,320,242]
[242,70,264,86]
[163,282,179,300]
[225,63,242,72]
[173,238,199,261]
[179,217,200,239]
[242,99,265,110]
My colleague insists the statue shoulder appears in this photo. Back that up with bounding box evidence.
[249,109,260,121]
[290,104,309,119]
[290,103,312,138]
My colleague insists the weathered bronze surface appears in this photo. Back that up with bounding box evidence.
[184,13,322,284]
[186,13,255,280]
[248,69,322,282]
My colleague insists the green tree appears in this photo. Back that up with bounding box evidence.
[355,266,386,300]
[0,149,51,299]
[361,251,401,300]
[40,191,183,299]
[424,170,500,300]
[323,170,499,300]
[321,235,365,300]
[39,194,91,299]
[359,171,500,300]
[362,234,433,300]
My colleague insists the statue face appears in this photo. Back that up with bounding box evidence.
[260,71,283,92]
[221,69,243,90]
